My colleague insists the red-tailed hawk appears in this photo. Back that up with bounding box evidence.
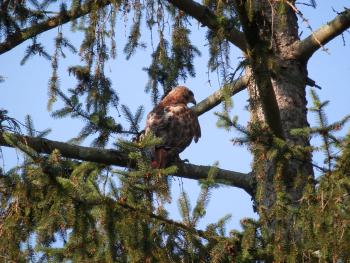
[145,86,201,168]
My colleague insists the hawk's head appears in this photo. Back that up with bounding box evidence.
[162,86,197,106]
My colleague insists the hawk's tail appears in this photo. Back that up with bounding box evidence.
[152,148,168,169]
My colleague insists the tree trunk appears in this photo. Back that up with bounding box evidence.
[245,1,314,256]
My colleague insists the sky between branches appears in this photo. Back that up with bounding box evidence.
[1,1,349,231]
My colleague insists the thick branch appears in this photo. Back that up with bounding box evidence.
[192,75,249,116]
[0,132,254,195]
[0,1,113,55]
[293,8,350,60]
[234,0,284,139]
[167,0,247,52]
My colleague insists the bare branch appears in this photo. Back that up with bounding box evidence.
[167,0,247,52]
[0,132,254,195]
[192,75,249,116]
[179,163,253,195]
[0,1,113,55]
[293,8,350,61]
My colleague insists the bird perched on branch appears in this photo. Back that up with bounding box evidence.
[144,86,201,168]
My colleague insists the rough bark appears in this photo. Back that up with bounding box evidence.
[238,0,314,251]
[234,0,284,139]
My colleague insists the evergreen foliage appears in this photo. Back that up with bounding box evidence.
[216,89,350,262]
[1,0,350,262]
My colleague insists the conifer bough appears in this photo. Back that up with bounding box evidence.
[0,131,254,195]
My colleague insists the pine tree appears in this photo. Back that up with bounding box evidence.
[1,1,350,262]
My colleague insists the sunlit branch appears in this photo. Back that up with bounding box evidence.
[167,0,247,52]
[192,75,249,116]
[0,132,254,195]
[293,8,350,60]
[0,1,114,55]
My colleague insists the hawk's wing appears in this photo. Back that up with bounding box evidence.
[145,104,200,153]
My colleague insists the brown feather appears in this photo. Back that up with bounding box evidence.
[145,86,201,168]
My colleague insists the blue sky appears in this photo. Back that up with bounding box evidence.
[1,1,349,232]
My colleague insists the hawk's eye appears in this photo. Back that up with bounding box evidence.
[188,90,194,97]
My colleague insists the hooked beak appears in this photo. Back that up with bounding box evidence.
[190,96,197,105]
